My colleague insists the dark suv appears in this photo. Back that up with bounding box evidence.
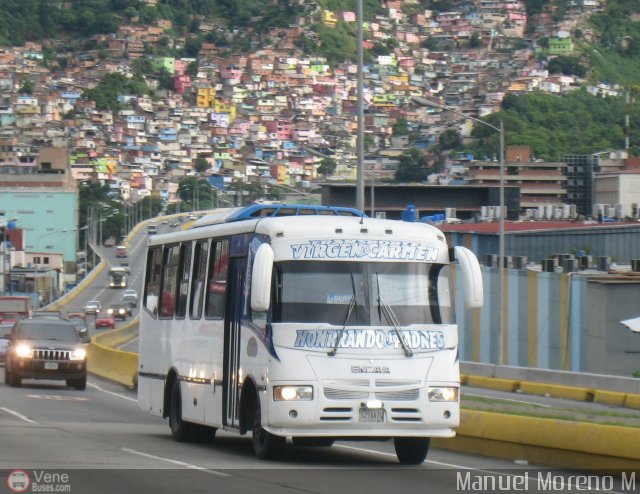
[4,320,88,390]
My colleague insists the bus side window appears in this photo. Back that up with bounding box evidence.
[190,240,209,319]
[205,239,229,319]
[159,244,180,319]
[144,247,162,317]
[175,242,192,319]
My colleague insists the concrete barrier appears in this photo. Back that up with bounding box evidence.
[87,319,139,388]
[433,410,640,471]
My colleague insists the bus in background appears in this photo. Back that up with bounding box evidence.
[108,266,128,289]
[137,204,483,464]
[147,224,158,235]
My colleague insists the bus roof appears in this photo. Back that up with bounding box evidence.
[148,211,449,263]
[192,204,366,228]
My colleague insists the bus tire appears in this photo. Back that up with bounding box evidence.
[394,437,430,465]
[292,437,334,447]
[169,379,196,442]
[252,399,285,459]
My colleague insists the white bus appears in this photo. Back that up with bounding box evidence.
[137,204,483,464]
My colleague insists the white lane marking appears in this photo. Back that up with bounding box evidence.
[120,447,230,477]
[463,392,552,408]
[335,443,472,469]
[88,382,137,402]
[0,407,37,424]
[27,395,88,401]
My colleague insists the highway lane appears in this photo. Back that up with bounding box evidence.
[4,371,616,494]
[59,223,152,333]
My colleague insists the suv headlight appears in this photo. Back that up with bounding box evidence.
[70,348,87,361]
[15,344,32,358]
[273,385,313,401]
[428,387,459,402]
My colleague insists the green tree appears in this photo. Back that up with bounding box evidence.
[393,118,410,136]
[317,157,338,178]
[394,148,431,182]
[19,80,34,95]
[439,129,462,150]
[193,157,210,174]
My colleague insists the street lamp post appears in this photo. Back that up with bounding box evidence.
[356,0,365,212]
[412,96,506,365]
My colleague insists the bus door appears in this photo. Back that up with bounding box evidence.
[223,257,245,428]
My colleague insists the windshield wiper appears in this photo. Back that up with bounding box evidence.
[376,273,413,357]
[328,273,357,357]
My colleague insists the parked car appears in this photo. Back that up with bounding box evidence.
[84,300,102,315]
[3,319,88,390]
[121,289,138,308]
[107,304,130,320]
[94,311,116,329]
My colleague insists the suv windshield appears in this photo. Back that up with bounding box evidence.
[17,322,79,341]
[272,261,454,326]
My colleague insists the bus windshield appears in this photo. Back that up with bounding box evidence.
[272,261,454,326]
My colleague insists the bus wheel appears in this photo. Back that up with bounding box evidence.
[169,379,195,442]
[292,437,334,447]
[394,437,430,465]
[252,400,285,459]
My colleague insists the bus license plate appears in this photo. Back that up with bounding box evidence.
[44,362,58,370]
[359,408,385,423]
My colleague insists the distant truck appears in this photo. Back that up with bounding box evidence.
[0,296,32,324]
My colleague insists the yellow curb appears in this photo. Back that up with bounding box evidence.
[465,375,520,392]
[519,381,594,402]
[593,389,627,407]
[625,394,640,410]
[458,410,640,463]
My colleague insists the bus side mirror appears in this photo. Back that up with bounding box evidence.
[251,243,274,312]
[453,246,483,309]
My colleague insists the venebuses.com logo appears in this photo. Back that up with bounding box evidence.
[7,470,30,493]
[6,470,71,492]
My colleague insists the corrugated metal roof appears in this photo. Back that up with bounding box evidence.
[439,220,640,235]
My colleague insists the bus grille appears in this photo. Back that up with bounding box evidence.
[324,388,368,400]
[375,389,420,401]
[33,349,70,361]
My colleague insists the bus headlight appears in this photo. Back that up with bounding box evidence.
[15,344,32,358]
[428,387,458,402]
[273,385,313,401]
[70,348,87,361]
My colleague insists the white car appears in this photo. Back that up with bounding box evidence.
[84,300,102,315]
[122,290,138,308]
